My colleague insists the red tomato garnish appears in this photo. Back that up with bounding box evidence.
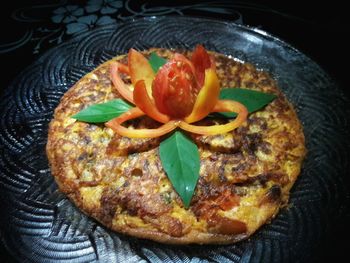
[152,56,199,119]
[107,46,248,139]
[191,45,213,86]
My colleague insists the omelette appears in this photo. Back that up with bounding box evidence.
[46,48,306,244]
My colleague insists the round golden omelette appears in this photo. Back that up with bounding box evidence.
[46,48,306,244]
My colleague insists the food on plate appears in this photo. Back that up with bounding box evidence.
[46,45,306,244]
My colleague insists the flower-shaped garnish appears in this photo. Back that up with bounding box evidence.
[105,45,248,138]
[72,46,277,208]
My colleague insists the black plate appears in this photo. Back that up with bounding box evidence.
[0,16,349,262]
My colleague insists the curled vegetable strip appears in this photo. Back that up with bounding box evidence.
[110,62,134,104]
[179,100,248,135]
[133,80,170,123]
[184,68,220,123]
[106,107,178,138]
[107,45,248,138]
[128,48,155,98]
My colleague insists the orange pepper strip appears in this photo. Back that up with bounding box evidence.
[128,49,155,98]
[184,68,220,123]
[133,80,170,123]
[110,62,134,104]
[106,107,144,127]
[105,107,178,138]
[179,100,248,135]
[115,62,129,75]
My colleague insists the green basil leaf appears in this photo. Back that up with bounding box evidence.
[159,131,200,208]
[219,88,277,118]
[72,99,132,123]
[149,52,167,73]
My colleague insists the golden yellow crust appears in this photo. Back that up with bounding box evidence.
[46,48,306,244]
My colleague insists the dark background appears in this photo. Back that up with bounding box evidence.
[1,1,349,262]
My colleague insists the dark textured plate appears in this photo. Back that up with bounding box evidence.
[0,16,349,263]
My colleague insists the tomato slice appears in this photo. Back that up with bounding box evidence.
[105,107,178,138]
[191,45,214,86]
[173,53,197,75]
[184,68,220,123]
[179,100,248,135]
[152,55,199,119]
[216,189,240,211]
[128,48,155,98]
[133,80,170,123]
[110,62,134,104]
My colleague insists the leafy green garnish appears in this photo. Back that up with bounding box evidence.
[159,131,200,208]
[71,99,132,123]
[219,88,277,118]
[149,52,167,73]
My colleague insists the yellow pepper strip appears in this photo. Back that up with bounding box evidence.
[128,49,155,98]
[133,80,170,124]
[179,100,248,135]
[105,107,178,138]
[110,62,134,104]
[184,68,220,123]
